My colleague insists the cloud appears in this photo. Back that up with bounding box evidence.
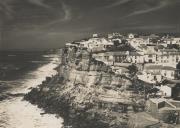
[27,0,50,8]
[120,0,170,19]
[61,2,72,21]
[129,1,166,16]
[102,0,132,9]
[0,0,14,19]
[42,2,72,27]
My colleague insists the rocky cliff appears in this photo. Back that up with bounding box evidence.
[24,47,144,128]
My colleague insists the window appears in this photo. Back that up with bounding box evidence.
[176,58,179,62]
[154,76,157,80]
[149,59,153,63]
[164,72,166,76]
[171,72,174,77]
[148,55,153,57]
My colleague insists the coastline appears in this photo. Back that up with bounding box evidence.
[0,54,64,128]
[24,75,121,128]
[24,48,130,128]
[26,46,177,128]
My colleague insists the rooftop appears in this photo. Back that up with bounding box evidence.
[144,65,176,71]
[97,95,132,105]
[129,52,143,56]
[149,98,166,104]
[165,84,177,88]
[159,48,179,52]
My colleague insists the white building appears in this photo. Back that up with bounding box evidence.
[157,84,176,97]
[144,65,176,80]
[66,42,79,47]
[144,47,157,63]
[164,38,174,44]
[173,38,180,44]
[92,51,128,65]
[93,51,145,65]
[157,48,180,68]
[137,71,162,84]
[79,38,113,52]
[112,38,122,44]
[108,33,123,39]
[128,33,135,39]
[93,34,98,38]
[127,52,144,64]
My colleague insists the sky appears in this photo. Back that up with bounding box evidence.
[0,0,180,50]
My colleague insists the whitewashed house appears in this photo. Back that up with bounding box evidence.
[128,33,135,39]
[157,48,180,68]
[66,42,79,47]
[92,52,114,65]
[93,34,98,38]
[127,52,144,64]
[108,33,123,39]
[144,46,157,63]
[144,65,176,81]
[157,84,176,97]
[93,51,145,65]
[137,71,162,84]
[173,38,180,44]
[79,38,113,52]
[112,38,122,44]
[164,38,174,44]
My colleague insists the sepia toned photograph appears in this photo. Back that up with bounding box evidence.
[1,0,180,128]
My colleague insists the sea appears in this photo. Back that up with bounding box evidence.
[0,51,63,128]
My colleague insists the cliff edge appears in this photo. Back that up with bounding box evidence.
[24,47,146,128]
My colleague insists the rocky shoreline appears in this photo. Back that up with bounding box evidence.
[24,48,152,128]
[24,75,114,128]
[24,73,130,127]
[24,47,134,128]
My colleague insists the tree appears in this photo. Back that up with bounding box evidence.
[176,62,180,69]
[176,62,180,79]
[167,44,180,50]
[128,64,138,76]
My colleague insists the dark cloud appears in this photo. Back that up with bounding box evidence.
[0,0,180,50]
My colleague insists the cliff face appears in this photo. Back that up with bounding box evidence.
[24,47,138,128]
[62,47,131,86]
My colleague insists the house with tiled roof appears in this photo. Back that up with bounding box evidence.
[137,65,176,83]
[143,45,157,63]
[78,38,114,52]
[146,98,180,124]
[156,48,180,67]
[157,84,176,97]
[144,65,176,80]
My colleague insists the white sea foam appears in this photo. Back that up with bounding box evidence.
[0,56,64,128]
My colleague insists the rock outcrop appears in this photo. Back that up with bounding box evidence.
[24,47,145,128]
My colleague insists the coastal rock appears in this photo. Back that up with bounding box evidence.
[24,48,142,128]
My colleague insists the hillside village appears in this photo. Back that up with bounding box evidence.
[64,33,180,127]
